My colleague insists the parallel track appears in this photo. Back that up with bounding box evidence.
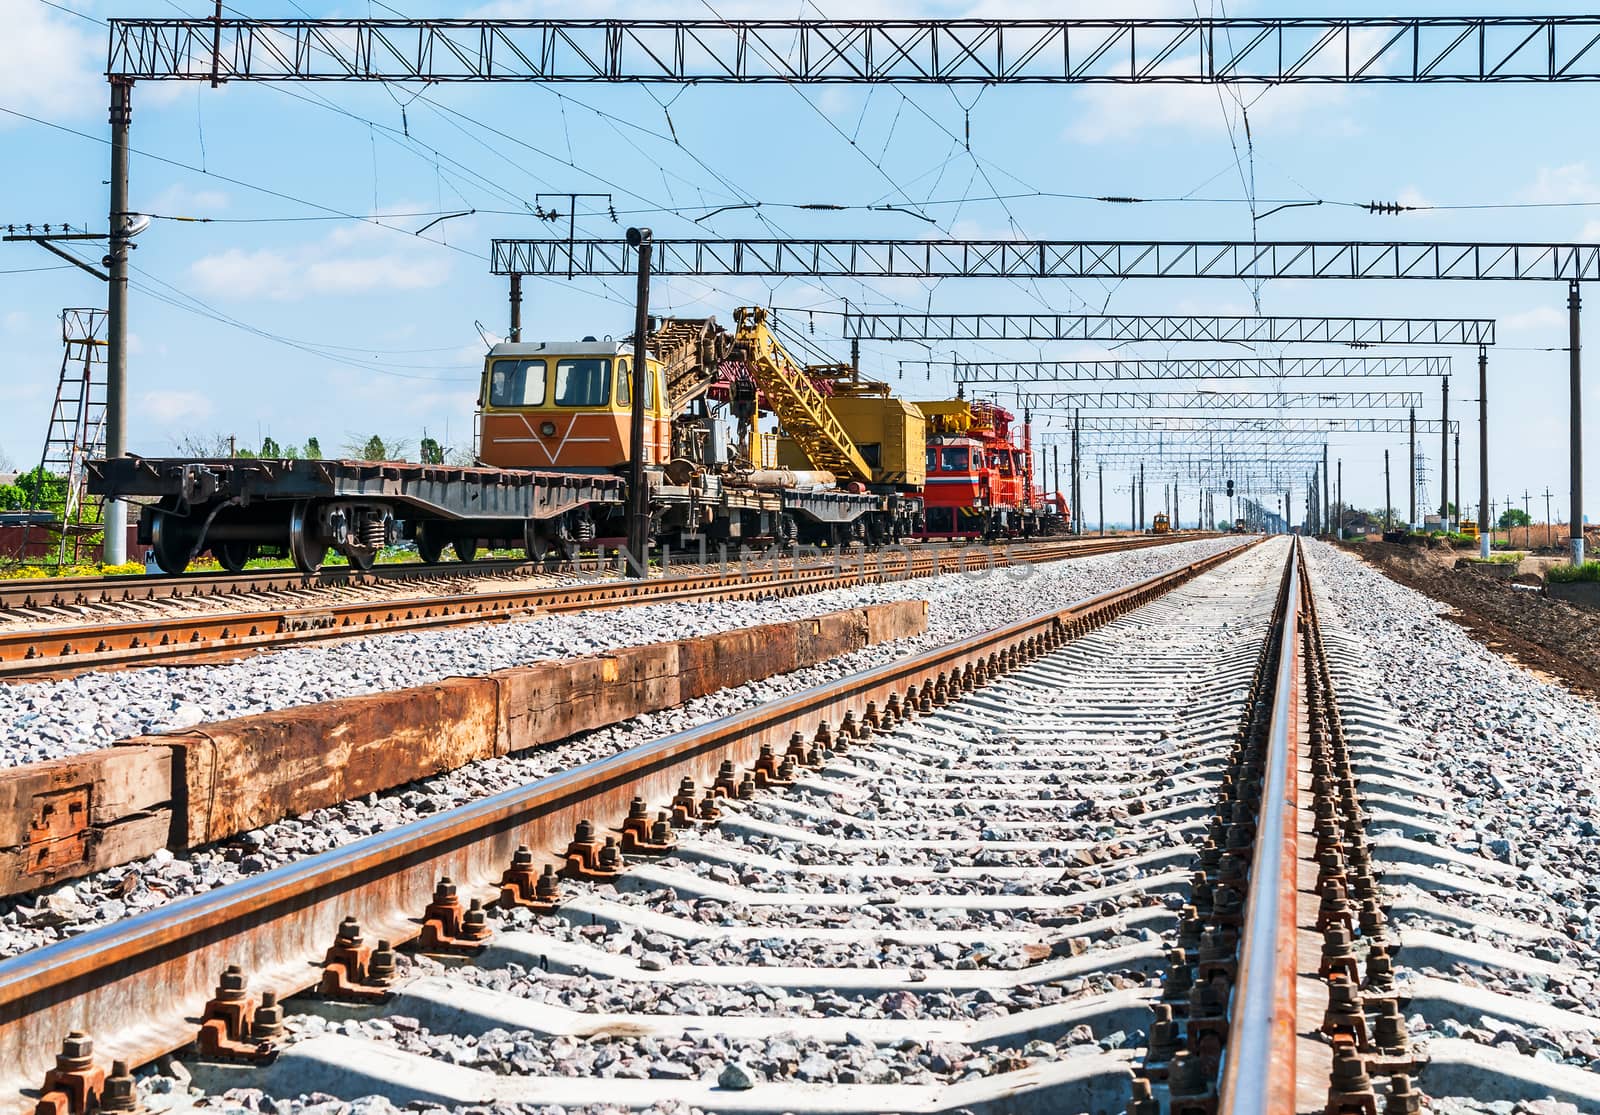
[0,540,1257,1111]
[0,534,1200,677]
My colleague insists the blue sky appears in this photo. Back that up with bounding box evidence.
[4,0,1600,526]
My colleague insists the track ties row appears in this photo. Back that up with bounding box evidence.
[88,542,1290,1114]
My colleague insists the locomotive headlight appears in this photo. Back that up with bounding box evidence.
[539,421,557,437]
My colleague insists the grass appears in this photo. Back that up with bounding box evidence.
[1463,552,1523,565]
[1547,561,1600,584]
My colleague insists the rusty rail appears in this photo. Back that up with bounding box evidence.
[0,534,1205,677]
[0,538,1257,1111]
[1218,536,1302,1113]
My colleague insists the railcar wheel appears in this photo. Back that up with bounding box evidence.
[148,506,193,574]
[344,545,377,572]
[214,541,253,573]
[288,501,328,573]
[451,538,478,564]
[415,524,446,565]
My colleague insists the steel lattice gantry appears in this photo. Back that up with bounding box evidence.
[1016,390,1424,410]
[938,355,1451,382]
[491,239,1600,281]
[1067,415,1458,434]
[835,313,1495,345]
[108,17,1600,83]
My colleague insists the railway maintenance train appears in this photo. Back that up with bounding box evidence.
[90,309,1066,573]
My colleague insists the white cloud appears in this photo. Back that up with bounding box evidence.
[2,311,28,335]
[1522,164,1600,205]
[147,184,231,217]
[139,389,215,423]
[1501,306,1566,332]
[1067,82,1352,144]
[0,2,100,125]
[188,215,454,301]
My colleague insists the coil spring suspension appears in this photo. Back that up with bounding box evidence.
[361,515,387,552]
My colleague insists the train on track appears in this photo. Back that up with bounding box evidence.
[91,309,1067,573]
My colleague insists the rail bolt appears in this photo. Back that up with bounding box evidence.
[1372,996,1410,1053]
[1319,924,1361,983]
[712,761,740,797]
[697,791,723,824]
[736,772,757,800]
[783,732,810,765]
[622,799,678,855]
[1145,1002,1180,1069]
[1323,1043,1378,1115]
[1126,1076,1160,1115]
[368,940,397,985]
[252,991,285,1042]
[1383,1073,1423,1115]
[318,919,391,1003]
[1321,973,1371,1049]
[1317,880,1355,935]
[562,822,626,879]
[99,1061,141,1114]
[1357,897,1388,942]
[1159,949,1194,1001]
[35,1031,105,1115]
[671,779,701,825]
[883,693,902,723]
[500,846,561,912]
[862,701,881,731]
[1362,942,1397,994]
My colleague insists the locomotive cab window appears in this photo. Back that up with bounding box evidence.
[554,358,611,407]
[615,358,657,410]
[925,448,939,472]
[488,359,547,408]
[989,452,1013,475]
[940,447,969,472]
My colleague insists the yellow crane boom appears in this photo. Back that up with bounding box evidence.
[731,307,874,483]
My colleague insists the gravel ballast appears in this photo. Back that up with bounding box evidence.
[0,537,1244,959]
[1304,540,1600,1106]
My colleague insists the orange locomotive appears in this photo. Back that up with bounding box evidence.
[915,398,1063,539]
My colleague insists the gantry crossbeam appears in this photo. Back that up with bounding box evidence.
[945,355,1450,382]
[839,313,1495,345]
[1065,416,1457,434]
[108,17,1600,83]
[491,239,1600,281]
[1015,390,1424,409]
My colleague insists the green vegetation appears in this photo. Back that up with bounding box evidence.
[0,466,68,511]
[1464,552,1523,565]
[1498,508,1532,529]
[1547,561,1600,584]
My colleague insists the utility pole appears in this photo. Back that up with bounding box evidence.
[1098,462,1104,537]
[1052,445,1061,519]
[1130,474,1137,535]
[1071,410,1081,535]
[1440,376,1450,529]
[1337,458,1343,539]
[1384,449,1392,532]
[1322,443,1330,538]
[1523,490,1532,549]
[1574,279,1587,566]
[624,228,653,575]
[1139,462,1145,531]
[1545,487,1555,551]
[1408,407,1417,530]
[1454,431,1461,538]
[508,273,522,342]
[103,77,134,565]
[1477,345,1490,557]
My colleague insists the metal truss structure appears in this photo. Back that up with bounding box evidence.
[945,355,1450,382]
[491,239,1600,281]
[1063,416,1458,435]
[836,313,1496,346]
[109,17,1600,84]
[1016,390,1423,410]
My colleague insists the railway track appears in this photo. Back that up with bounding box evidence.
[4,536,1574,1114]
[0,534,1196,677]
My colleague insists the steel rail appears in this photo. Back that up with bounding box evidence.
[0,556,597,613]
[0,534,1134,614]
[0,535,1202,677]
[1219,536,1302,1112]
[0,538,1260,1110]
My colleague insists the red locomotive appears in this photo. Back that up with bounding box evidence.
[915,398,1065,539]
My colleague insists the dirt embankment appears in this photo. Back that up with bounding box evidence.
[1338,541,1600,698]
